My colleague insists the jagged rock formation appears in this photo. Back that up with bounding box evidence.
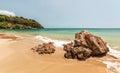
[31,42,55,54]
[63,30,109,60]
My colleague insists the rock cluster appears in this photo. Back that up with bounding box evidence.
[63,30,109,60]
[31,42,55,54]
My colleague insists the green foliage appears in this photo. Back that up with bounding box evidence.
[0,15,44,29]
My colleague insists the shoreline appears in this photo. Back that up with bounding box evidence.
[0,33,119,73]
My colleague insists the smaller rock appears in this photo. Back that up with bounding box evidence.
[31,42,55,54]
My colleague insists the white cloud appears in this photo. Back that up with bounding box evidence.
[0,10,16,17]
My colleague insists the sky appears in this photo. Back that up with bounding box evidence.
[0,0,120,28]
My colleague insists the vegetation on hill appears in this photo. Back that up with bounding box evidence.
[0,15,44,29]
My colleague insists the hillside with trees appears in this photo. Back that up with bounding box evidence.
[0,15,44,29]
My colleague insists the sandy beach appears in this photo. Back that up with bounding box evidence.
[0,33,109,73]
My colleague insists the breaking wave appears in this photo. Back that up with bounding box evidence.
[35,35,71,48]
[103,44,120,73]
[103,61,120,73]
[107,44,120,59]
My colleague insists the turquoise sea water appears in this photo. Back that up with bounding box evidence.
[0,28,120,50]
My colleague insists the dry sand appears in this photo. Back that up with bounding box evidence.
[0,34,107,73]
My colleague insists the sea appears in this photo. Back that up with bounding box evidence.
[0,28,119,49]
[0,28,120,73]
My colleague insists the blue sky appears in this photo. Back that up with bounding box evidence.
[0,0,120,28]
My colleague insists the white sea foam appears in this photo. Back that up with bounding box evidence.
[107,44,120,59]
[103,61,120,73]
[35,35,71,48]
[102,44,120,73]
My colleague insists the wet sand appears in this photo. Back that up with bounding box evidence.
[0,34,107,73]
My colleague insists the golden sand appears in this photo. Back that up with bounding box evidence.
[0,34,107,73]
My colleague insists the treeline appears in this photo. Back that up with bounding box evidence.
[0,15,44,29]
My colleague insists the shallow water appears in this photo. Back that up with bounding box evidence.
[0,28,119,50]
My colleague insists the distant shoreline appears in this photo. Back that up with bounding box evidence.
[0,15,44,29]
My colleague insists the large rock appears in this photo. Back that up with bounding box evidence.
[75,30,109,55]
[63,30,109,60]
[31,42,55,54]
